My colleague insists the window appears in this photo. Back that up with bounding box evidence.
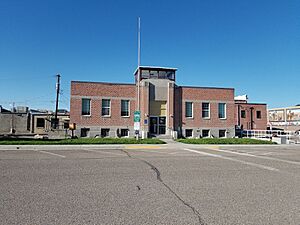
[121,100,130,117]
[101,128,110,137]
[51,118,59,129]
[120,129,129,137]
[202,102,210,118]
[166,71,175,80]
[149,70,158,78]
[241,110,246,118]
[102,99,111,116]
[81,128,90,137]
[141,70,150,79]
[202,129,210,138]
[185,102,193,118]
[158,71,167,79]
[63,122,69,129]
[218,103,226,119]
[36,118,45,128]
[82,98,91,116]
[256,111,262,119]
[219,130,226,138]
[185,129,193,138]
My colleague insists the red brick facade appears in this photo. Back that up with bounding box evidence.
[179,86,235,128]
[70,81,136,128]
[235,102,267,130]
[70,67,267,138]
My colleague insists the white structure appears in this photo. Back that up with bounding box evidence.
[268,106,300,132]
[234,94,248,102]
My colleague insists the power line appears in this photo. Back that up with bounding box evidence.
[60,92,70,101]
[0,75,54,81]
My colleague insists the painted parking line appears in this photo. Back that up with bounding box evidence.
[205,148,300,166]
[129,149,170,154]
[84,149,125,156]
[183,148,279,172]
[36,150,66,158]
[125,145,164,149]
[258,152,274,156]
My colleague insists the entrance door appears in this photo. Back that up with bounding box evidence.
[158,116,166,134]
[149,116,166,135]
[149,117,158,134]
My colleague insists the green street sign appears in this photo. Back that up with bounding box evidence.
[134,111,141,122]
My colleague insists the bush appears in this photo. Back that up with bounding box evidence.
[0,138,165,145]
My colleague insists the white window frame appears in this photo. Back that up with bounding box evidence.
[82,98,91,116]
[121,100,130,117]
[218,103,226,119]
[185,101,193,118]
[101,99,111,117]
[202,102,210,119]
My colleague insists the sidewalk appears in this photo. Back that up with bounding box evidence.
[0,143,169,151]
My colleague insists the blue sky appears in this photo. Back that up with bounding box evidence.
[0,0,299,110]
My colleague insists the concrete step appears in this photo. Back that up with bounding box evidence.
[154,135,172,139]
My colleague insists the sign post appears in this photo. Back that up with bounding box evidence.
[134,111,140,140]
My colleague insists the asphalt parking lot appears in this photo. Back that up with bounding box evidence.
[0,142,300,225]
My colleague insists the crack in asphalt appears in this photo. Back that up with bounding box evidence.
[121,149,207,225]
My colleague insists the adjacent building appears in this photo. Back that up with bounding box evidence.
[268,106,300,132]
[30,109,70,136]
[0,106,69,137]
[0,106,30,134]
[70,66,268,138]
[235,95,268,130]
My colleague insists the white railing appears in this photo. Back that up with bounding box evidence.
[243,130,300,144]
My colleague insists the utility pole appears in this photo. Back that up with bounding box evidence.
[53,74,60,129]
[10,102,15,134]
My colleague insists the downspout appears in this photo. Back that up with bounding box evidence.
[238,104,241,127]
[250,107,254,129]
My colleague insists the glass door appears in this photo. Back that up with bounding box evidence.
[150,116,166,135]
[158,116,166,134]
[149,117,158,134]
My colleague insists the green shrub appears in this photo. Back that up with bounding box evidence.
[0,138,165,145]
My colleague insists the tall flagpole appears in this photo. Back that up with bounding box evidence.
[136,17,141,140]
[137,17,141,112]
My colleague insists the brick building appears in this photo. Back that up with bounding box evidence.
[235,95,267,130]
[70,66,267,138]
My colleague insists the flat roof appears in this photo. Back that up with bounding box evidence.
[134,66,177,75]
[237,102,267,106]
[268,105,300,111]
[179,85,234,90]
[71,80,135,86]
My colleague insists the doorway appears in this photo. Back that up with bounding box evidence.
[149,116,166,135]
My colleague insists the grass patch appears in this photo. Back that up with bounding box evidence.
[177,138,276,145]
[0,138,165,145]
